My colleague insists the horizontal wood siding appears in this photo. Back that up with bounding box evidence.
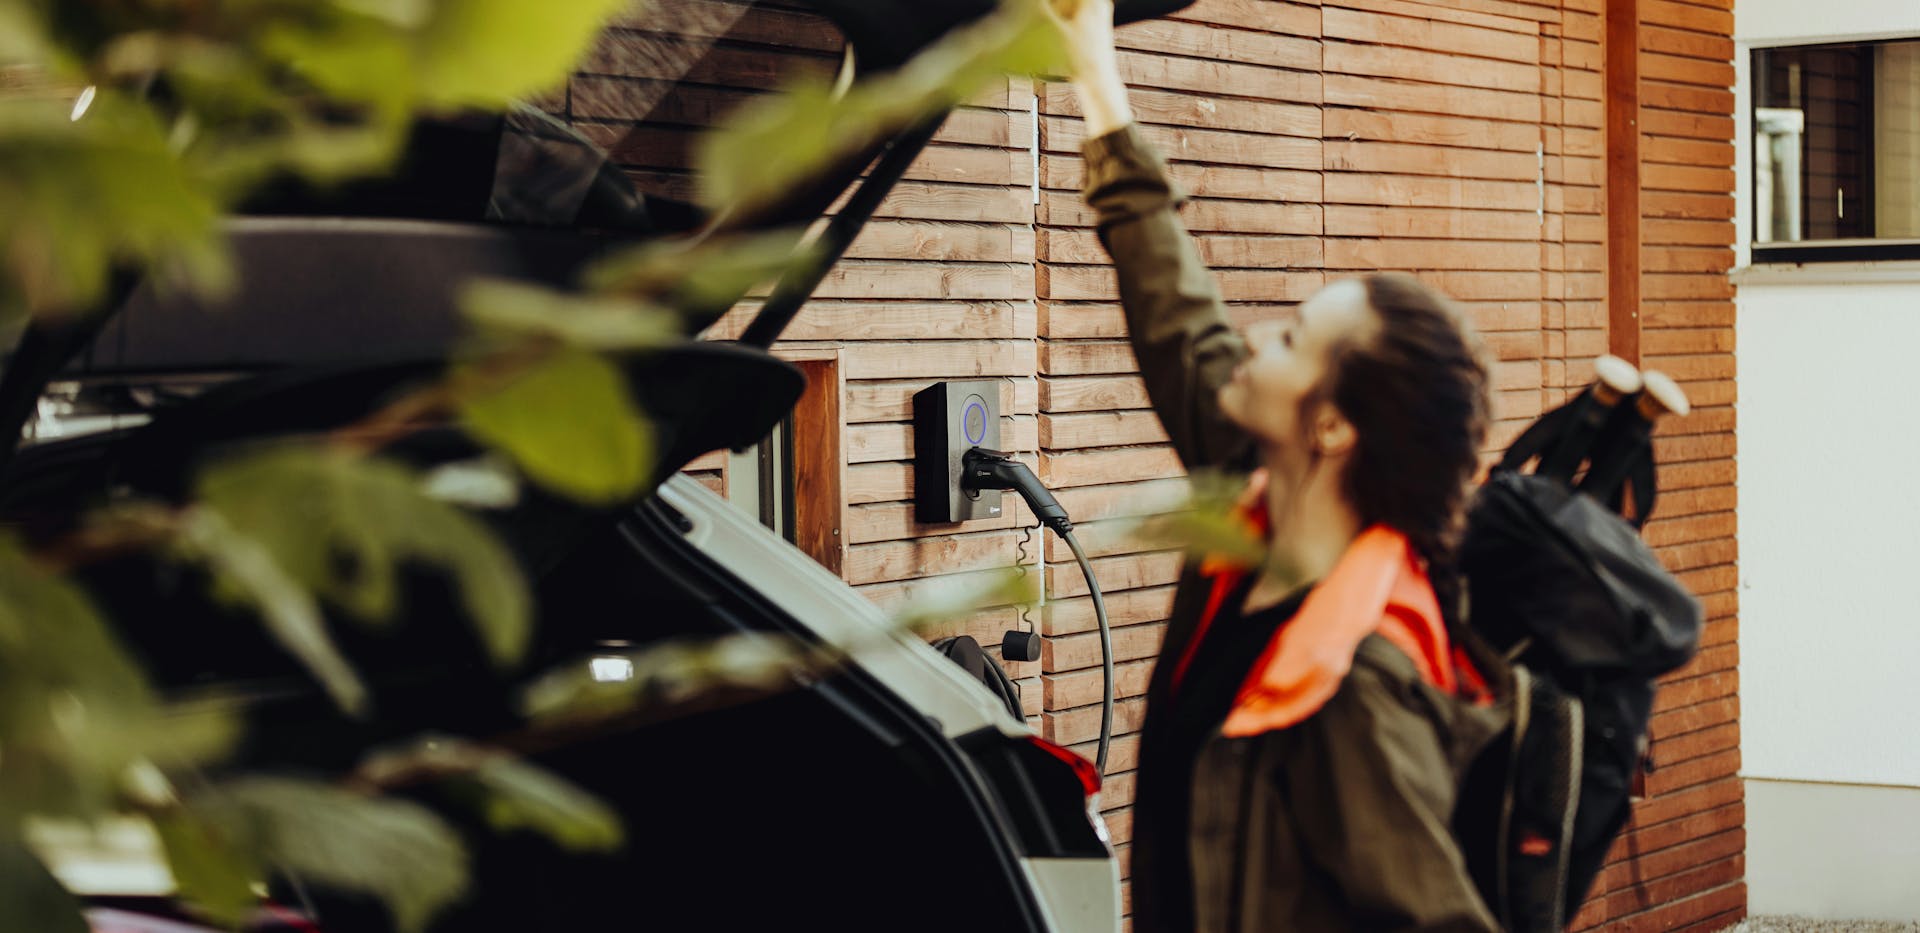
[570,0,1738,924]
[1571,0,1743,927]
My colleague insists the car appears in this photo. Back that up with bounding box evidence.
[0,0,1201,929]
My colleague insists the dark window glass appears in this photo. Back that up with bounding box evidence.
[1754,40,1920,248]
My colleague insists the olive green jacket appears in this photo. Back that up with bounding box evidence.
[1082,124,1506,933]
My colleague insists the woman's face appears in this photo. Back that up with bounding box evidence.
[1218,278,1376,450]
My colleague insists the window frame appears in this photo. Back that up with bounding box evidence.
[1749,37,1920,264]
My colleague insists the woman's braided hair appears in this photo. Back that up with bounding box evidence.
[1321,272,1490,567]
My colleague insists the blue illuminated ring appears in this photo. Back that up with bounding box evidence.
[963,398,988,446]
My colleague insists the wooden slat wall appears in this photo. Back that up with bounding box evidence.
[1571,0,1745,929]
[1035,0,1325,904]
[568,0,1738,926]
[580,0,1054,701]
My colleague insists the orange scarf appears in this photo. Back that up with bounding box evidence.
[1170,472,1471,738]
[1222,525,1456,737]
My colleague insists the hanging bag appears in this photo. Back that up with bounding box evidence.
[1454,368,1706,930]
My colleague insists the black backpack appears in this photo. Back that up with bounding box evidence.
[1453,380,1706,931]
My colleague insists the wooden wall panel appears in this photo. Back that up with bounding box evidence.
[571,0,1738,923]
[1571,0,1743,927]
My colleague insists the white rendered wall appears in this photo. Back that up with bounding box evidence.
[1738,0,1920,46]
[1735,0,1920,918]
[1744,780,1920,921]
[1737,279,1920,789]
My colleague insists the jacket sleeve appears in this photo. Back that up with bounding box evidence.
[1278,656,1501,933]
[1081,125,1250,471]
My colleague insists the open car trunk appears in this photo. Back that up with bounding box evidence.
[0,1,1196,929]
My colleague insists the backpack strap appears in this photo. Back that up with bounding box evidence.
[1576,403,1659,527]
[1498,396,1575,474]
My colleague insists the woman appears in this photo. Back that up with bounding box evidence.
[1048,1,1507,930]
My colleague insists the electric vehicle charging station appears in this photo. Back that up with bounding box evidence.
[912,380,1003,524]
[913,380,1119,777]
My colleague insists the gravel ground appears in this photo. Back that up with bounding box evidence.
[1721,918,1920,932]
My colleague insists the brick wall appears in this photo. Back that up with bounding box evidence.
[566,0,1739,927]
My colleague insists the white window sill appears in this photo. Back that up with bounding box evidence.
[1733,260,1920,286]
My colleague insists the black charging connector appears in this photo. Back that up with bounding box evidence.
[961,446,1114,777]
[961,448,1071,534]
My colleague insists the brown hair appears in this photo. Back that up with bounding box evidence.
[1319,273,1489,565]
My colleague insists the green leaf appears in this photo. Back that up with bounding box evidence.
[0,537,228,818]
[196,446,532,670]
[519,633,812,727]
[189,778,468,933]
[470,756,624,853]
[176,507,370,716]
[886,567,1039,631]
[698,0,1063,213]
[1134,470,1267,569]
[1,0,638,324]
[582,228,816,322]
[154,811,260,930]
[0,93,229,320]
[141,701,247,773]
[462,279,679,350]
[459,349,654,505]
[350,735,622,852]
[0,4,54,66]
[1135,510,1265,567]
[0,836,88,933]
[256,13,415,105]
[412,0,635,107]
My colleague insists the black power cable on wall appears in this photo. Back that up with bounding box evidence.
[962,448,1115,776]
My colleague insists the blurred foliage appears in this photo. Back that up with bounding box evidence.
[461,280,680,351]
[0,0,628,322]
[184,777,470,933]
[697,0,1064,213]
[0,93,229,321]
[196,445,532,668]
[888,566,1042,632]
[1133,469,1267,570]
[0,0,1072,927]
[516,566,1036,737]
[457,348,655,505]
[0,837,89,933]
[520,632,816,728]
[170,503,371,715]
[353,735,626,853]
[0,537,239,822]
[151,809,261,929]
[583,227,817,323]
[468,753,624,852]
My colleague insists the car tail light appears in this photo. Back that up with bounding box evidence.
[1025,735,1100,797]
[958,728,1110,857]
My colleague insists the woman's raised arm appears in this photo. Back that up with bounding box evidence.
[1050,0,1251,471]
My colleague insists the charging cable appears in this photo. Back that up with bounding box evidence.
[962,447,1115,777]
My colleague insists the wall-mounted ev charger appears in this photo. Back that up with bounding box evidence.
[912,380,1003,524]
[912,380,1117,777]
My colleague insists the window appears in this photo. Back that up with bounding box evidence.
[718,355,844,575]
[1753,39,1920,261]
[725,415,795,539]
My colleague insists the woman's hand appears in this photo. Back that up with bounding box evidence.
[1044,0,1134,136]
[1046,0,1117,78]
